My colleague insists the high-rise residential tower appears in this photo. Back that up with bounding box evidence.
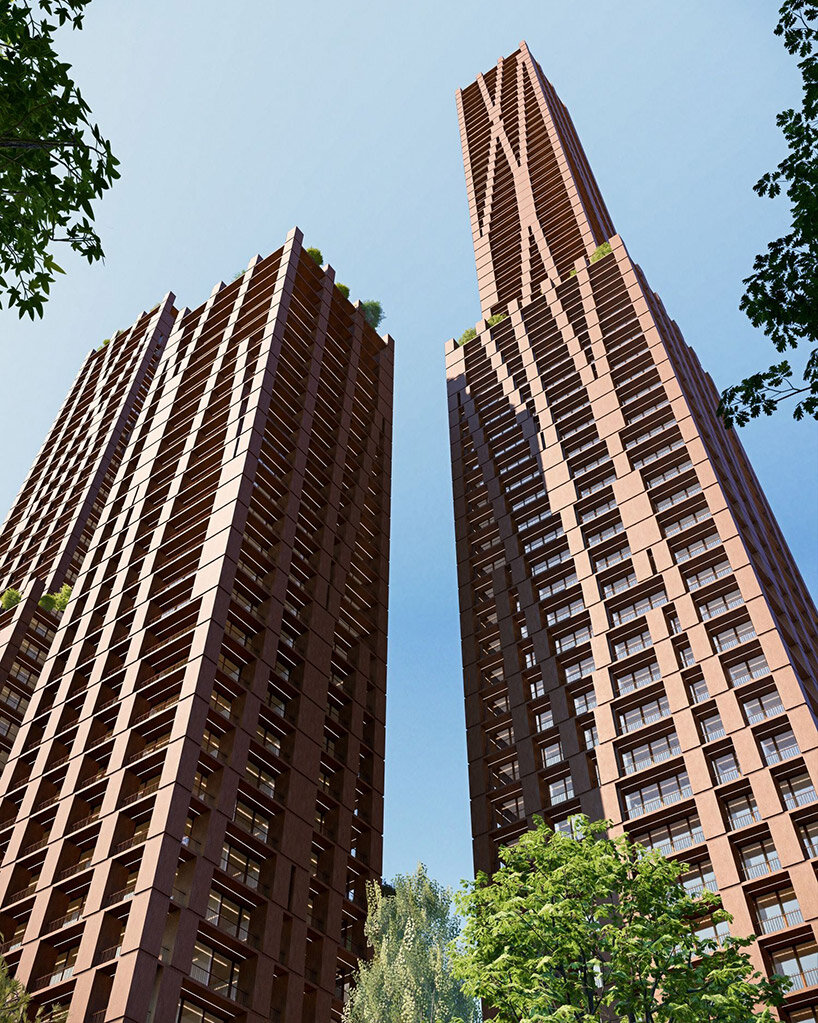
[0,229,393,1023]
[447,43,818,1010]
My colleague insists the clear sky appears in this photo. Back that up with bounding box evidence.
[0,1,815,892]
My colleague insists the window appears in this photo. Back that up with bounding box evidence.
[779,771,817,810]
[190,942,242,1001]
[601,571,638,599]
[256,721,282,756]
[245,760,277,798]
[681,860,717,897]
[738,837,780,879]
[206,890,251,941]
[485,692,510,718]
[564,656,594,685]
[572,688,596,715]
[699,712,725,743]
[698,588,743,621]
[624,771,691,817]
[621,733,680,775]
[530,678,546,700]
[534,707,554,732]
[770,941,818,992]
[542,740,564,768]
[694,916,730,944]
[220,842,262,890]
[539,572,578,600]
[637,815,703,854]
[676,644,695,668]
[619,694,669,734]
[664,506,712,537]
[754,889,803,934]
[554,624,593,654]
[491,760,520,787]
[548,776,574,805]
[610,589,666,627]
[178,999,229,1023]
[614,659,661,695]
[723,792,759,831]
[727,653,769,687]
[688,676,709,704]
[798,820,818,858]
[685,558,732,592]
[546,597,585,627]
[710,750,740,785]
[489,726,514,751]
[674,533,721,565]
[760,728,800,765]
[612,628,652,661]
[594,544,631,571]
[582,723,599,750]
[712,620,756,653]
[495,794,524,826]
[742,689,784,724]
[234,801,271,842]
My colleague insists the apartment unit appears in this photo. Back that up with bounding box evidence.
[0,229,393,1023]
[446,43,818,1013]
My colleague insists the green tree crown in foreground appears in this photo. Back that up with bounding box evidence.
[452,818,785,1023]
[344,865,480,1023]
[719,0,818,425]
[0,0,119,319]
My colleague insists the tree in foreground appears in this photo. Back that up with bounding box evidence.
[719,0,818,426]
[0,0,119,319]
[0,950,62,1021]
[343,865,480,1023]
[453,818,785,1023]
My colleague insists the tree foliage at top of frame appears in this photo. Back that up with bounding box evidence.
[0,0,119,319]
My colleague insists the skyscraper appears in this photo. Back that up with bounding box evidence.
[0,229,393,1023]
[447,43,818,1007]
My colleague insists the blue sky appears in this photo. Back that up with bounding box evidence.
[0,1,815,892]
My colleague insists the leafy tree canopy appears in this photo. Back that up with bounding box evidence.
[344,865,480,1023]
[452,817,784,1023]
[719,0,818,425]
[305,246,323,266]
[361,299,384,330]
[0,0,119,319]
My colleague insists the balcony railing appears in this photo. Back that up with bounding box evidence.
[188,964,249,1006]
[764,744,800,766]
[743,856,781,879]
[626,785,692,818]
[783,788,817,810]
[757,909,803,934]
[727,809,760,831]
[778,967,818,991]
[622,746,680,775]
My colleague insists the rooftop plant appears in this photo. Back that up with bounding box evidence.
[589,240,613,263]
[305,247,323,266]
[361,300,384,330]
[487,312,508,327]
[457,326,477,346]
[335,282,350,299]
[0,588,21,611]
[39,583,71,613]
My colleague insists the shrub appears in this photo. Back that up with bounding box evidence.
[39,584,71,614]
[590,240,613,263]
[305,247,323,266]
[0,588,21,610]
[361,300,384,330]
[336,282,350,299]
[457,327,477,346]
[487,312,508,327]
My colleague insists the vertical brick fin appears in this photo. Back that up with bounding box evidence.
[447,43,818,995]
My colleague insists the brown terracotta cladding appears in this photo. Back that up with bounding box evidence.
[0,227,393,1023]
[448,45,818,1010]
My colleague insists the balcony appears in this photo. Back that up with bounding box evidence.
[757,909,804,934]
[622,746,680,776]
[626,785,692,819]
[743,856,781,879]
[783,788,817,810]
[777,967,818,992]
[189,964,249,1006]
